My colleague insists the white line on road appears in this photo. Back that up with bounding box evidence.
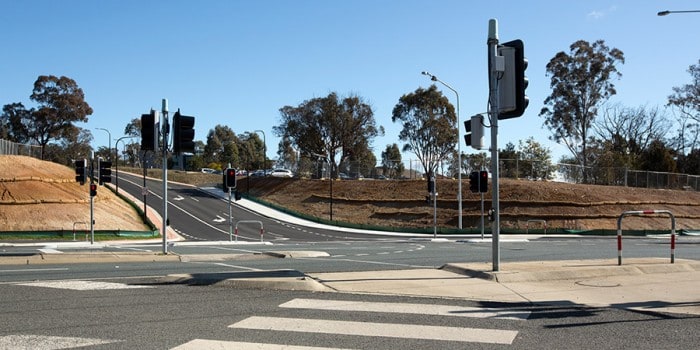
[280,298,530,321]
[0,335,121,349]
[231,317,519,345]
[16,280,153,290]
[172,340,353,350]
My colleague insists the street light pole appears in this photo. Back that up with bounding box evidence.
[114,136,136,193]
[657,9,700,16]
[254,130,266,169]
[95,128,112,161]
[422,71,463,229]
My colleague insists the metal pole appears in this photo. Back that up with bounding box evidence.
[421,72,462,230]
[89,152,95,244]
[432,175,437,239]
[228,187,233,242]
[143,152,147,221]
[96,128,111,162]
[161,99,169,254]
[488,19,501,271]
[480,192,485,239]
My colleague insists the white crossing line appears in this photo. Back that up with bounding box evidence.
[16,280,153,290]
[0,335,120,349]
[172,339,354,350]
[230,317,519,345]
[280,298,530,321]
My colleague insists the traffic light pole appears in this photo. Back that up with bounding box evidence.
[488,19,501,272]
[89,153,95,245]
[162,99,169,255]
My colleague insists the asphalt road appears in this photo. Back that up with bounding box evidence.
[0,275,697,350]
[115,171,393,243]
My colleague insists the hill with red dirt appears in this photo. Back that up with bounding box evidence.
[243,176,700,232]
[0,155,148,232]
[2,155,699,233]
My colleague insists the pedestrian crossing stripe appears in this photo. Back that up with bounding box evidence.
[15,280,153,290]
[230,317,519,345]
[172,339,354,350]
[0,335,121,349]
[280,298,530,320]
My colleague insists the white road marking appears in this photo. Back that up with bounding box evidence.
[172,340,354,350]
[280,298,530,320]
[231,317,519,345]
[38,248,62,254]
[16,280,153,290]
[0,335,120,349]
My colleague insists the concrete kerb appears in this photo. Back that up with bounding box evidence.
[441,258,700,283]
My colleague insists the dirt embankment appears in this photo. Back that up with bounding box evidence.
[244,177,700,231]
[3,155,699,233]
[0,155,148,232]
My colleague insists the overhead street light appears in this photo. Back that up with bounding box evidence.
[657,9,700,16]
[421,71,463,230]
[95,127,112,161]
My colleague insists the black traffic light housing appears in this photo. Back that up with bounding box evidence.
[224,168,237,189]
[469,171,479,193]
[98,159,112,185]
[173,109,195,154]
[498,39,529,119]
[89,183,97,197]
[74,159,86,185]
[479,170,489,193]
[141,110,157,151]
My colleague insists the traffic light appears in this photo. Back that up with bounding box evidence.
[479,170,489,193]
[224,168,237,189]
[74,159,86,185]
[498,39,529,119]
[89,183,97,197]
[464,115,484,150]
[141,110,157,151]
[469,171,479,193]
[98,159,112,185]
[173,109,195,154]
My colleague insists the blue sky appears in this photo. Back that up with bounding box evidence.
[1,0,699,165]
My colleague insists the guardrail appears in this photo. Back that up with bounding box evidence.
[616,210,676,265]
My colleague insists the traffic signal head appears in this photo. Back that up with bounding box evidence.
[74,159,86,185]
[89,183,97,197]
[498,39,529,119]
[479,170,489,193]
[469,171,479,193]
[224,168,237,188]
[173,110,195,154]
[141,110,157,151]
[98,159,112,185]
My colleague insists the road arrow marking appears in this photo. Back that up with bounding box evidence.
[213,216,226,223]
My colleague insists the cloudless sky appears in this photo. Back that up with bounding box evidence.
[1,0,699,165]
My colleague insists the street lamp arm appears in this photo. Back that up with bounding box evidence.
[658,9,700,16]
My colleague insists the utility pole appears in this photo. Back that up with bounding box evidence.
[161,99,169,254]
[488,19,501,271]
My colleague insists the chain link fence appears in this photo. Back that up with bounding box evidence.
[0,139,42,158]
[499,158,700,191]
